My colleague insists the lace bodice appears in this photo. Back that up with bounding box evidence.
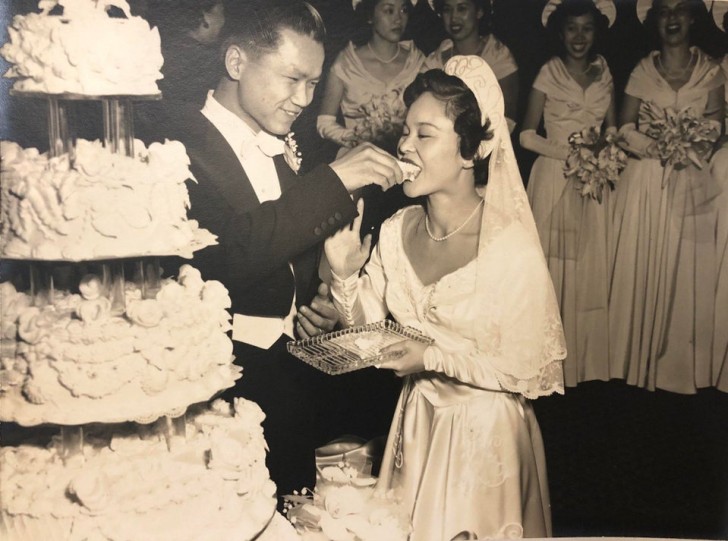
[331,207,565,401]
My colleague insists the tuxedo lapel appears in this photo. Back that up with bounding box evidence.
[190,114,260,212]
[274,154,297,193]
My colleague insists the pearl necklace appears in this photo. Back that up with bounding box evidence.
[367,42,400,64]
[425,199,484,242]
[657,51,694,80]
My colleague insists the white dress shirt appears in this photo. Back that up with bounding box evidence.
[201,91,296,348]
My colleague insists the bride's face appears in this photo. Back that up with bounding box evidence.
[397,92,474,198]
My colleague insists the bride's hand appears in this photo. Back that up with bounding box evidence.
[378,339,428,377]
[324,198,372,280]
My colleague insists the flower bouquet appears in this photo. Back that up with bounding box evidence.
[284,461,410,541]
[563,126,628,203]
[642,102,720,186]
[352,90,407,154]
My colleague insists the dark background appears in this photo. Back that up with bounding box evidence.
[1,0,727,538]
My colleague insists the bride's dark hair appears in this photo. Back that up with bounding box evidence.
[403,69,493,186]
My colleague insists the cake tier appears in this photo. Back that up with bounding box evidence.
[0,265,240,426]
[0,399,277,541]
[0,139,216,261]
[0,0,163,96]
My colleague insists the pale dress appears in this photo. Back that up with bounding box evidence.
[332,40,425,154]
[422,35,518,80]
[525,56,614,387]
[711,56,728,391]
[331,207,564,541]
[609,48,725,393]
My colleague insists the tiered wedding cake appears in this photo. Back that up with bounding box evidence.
[0,1,296,539]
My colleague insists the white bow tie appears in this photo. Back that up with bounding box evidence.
[241,131,285,158]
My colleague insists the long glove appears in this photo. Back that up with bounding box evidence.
[519,129,569,161]
[618,123,657,159]
[317,114,356,148]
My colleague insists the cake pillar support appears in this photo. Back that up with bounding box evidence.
[47,97,74,159]
[102,261,126,315]
[102,98,135,157]
[60,426,85,461]
[136,257,162,299]
[29,263,54,306]
[158,414,187,451]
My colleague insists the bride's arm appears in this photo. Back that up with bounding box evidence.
[330,240,389,327]
[325,199,389,327]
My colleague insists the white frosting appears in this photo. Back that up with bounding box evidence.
[0,0,163,95]
[0,140,217,261]
[0,399,278,541]
[0,266,240,426]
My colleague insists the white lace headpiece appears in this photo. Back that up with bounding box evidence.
[541,0,617,27]
[443,56,566,390]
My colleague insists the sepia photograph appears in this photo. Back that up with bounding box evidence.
[0,0,727,540]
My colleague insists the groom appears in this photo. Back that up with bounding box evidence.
[150,0,403,496]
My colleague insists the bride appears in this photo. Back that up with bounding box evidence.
[324,56,566,540]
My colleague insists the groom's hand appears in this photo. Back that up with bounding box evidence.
[295,283,339,339]
[330,142,403,193]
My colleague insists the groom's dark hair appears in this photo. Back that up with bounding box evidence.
[221,0,326,59]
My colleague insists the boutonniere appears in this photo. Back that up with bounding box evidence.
[284,132,302,174]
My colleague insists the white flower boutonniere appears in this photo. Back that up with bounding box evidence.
[284,132,302,174]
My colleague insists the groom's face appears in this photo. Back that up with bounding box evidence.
[234,28,324,135]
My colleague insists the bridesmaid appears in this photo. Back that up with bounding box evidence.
[520,0,617,387]
[708,0,728,391]
[609,0,724,393]
[317,0,425,242]
[422,0,519,131]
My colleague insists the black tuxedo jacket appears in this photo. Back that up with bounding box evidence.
[151,103,357,319]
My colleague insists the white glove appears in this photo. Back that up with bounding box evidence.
[519,129,569,161]
[618,123,657,159]
[317,114,356,148]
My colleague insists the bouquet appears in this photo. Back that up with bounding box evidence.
[563,126,628,203]
[284,461,410,541]
[642,102,720,186]
[352,90,407,154]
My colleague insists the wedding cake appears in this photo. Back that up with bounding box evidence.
[0,0,163,95]
[0,1,296,539]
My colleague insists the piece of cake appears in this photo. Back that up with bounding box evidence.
[0,0,163,95]
[395,159,421,182]
[0,139,216,261]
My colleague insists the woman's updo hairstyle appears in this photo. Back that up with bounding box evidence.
[546,0,609,62]
[403,69,494,185]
